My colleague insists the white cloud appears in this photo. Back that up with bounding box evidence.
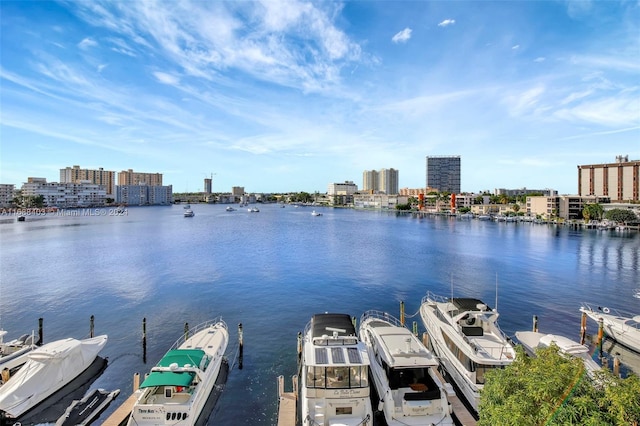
[392,28,412,43]
[534,57,545,62]
[153,72,181,86]
[438,19,455,27]
[78,37,97,50]
[512,44,520,50]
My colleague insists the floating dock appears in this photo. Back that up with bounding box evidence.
[276,375,297,426]
[102,373,139,426]
[432,368,477,426]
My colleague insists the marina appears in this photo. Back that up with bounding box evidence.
[0,203,638,424]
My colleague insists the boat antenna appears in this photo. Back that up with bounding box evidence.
[450,272,454,301]
[495,273,498,312]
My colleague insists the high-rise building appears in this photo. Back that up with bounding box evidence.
[362,168,399,194]
[118,169,163,187]
[577,155,639,202]
[425,156,461,193]
[60,165,115,196]
[379,168,399,195]
[362,170,378,192]
[204,178,212,194]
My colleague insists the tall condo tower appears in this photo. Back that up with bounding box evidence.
[425,156,461,193]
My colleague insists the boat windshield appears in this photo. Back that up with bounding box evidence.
[306,365,369,389]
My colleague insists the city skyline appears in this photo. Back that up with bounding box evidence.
[1,1,638,194]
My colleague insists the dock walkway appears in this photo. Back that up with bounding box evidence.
[276,375,297,426]
[432,369,477,426]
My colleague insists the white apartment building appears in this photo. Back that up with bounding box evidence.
[0,184,15,207]
[327,181,358,195]
[116,184,173,205]
[21,178,107,207]
[353,194,408,209]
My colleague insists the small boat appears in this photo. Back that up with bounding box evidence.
[0,335,108,421]
[311,210,322,216]
[299,313,372,425]
[515,331,601,375]
[225,206,236,212]
[248,207,259,212]
[126,319,229,426]
[419,292,515,413]
[0,331,37,375]
[359,310,454,425]
[184,209,195,217]
[580,303,640,353]
[55,388,120,426]
[183,204,191,209]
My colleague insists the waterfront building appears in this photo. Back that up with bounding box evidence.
[0,184,15,207]
[526,195,611,220]
[426,156,461,193]
[577,155,639,202]
[117,169,163,187]
[362,168,399,194]
[495,188,557,197]
[399,187,438,196]
[60,165,116,197]
[327,181,358,206]
[353,193,409,210]
[232,187,245,197]
[379,168,399,195]
[115,184,172,205]
[21,178,106,207]
[204,178,212,194]
[362,170,379,192]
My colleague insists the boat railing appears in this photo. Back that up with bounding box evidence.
[580,302,631,319]
[359,310,404,329]
[169,317,227,350]
[421,291,450,306]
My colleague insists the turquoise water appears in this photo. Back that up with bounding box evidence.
[1,204,638,424]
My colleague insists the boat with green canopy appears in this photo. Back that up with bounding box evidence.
[127,319,228,425]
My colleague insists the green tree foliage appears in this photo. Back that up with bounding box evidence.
[479,345,640,426]
[582,203,604,222]
[604,208,638,224]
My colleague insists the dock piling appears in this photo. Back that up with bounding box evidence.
[238,323,244,370]
[400,301,405,326]
[597,318,604,353]
[184,322,189,340]
[532,315,538,332]
[580,311,587,345]
[90,315,95,338]
[37,317,43,346]
[142,317,147,364]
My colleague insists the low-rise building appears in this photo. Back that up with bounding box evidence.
[115,184,172,205]
[526,195,611,220]
[0,184,16,207]
[21,178,107,207]
[353,193,409,209]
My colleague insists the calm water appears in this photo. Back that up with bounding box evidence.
[1,204,638,425]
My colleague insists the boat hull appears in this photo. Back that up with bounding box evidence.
[127,319,228,426]
[359,311,453,426]
[580,304,640,354]
[0,335,108,420]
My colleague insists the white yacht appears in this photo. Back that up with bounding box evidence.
[419,292,516,413]
[0,330,37,375]
[515,331,601,375]
[0,335,108,422]
[299,313,372,426]
[580,303,640,353]
[358,310,453,426]
[184,209,195,217]
[127,319,228,426]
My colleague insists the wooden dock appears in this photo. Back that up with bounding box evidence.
[433,369,477,426]
[276,375,297,426]
[102,373,139,426]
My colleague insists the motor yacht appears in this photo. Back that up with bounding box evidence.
[419,292,515,413]
[359,310,453,425]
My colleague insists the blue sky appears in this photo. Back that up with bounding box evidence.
[1,1,638,194]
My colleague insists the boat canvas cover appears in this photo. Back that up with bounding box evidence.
[140,349,205,388]
[0,335,107,418]
[311,314,356,338]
